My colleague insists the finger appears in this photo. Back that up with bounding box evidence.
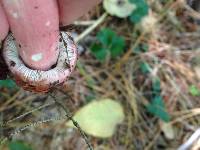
[0,3,9,41]
[2,0,60,70]
[58,0,101,26]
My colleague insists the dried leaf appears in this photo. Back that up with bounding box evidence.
[160,122,175,140]
[66,99,124,138]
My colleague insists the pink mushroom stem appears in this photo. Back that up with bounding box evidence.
[1,0,60,70]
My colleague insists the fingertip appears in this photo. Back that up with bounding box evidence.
[2,0,60,70]
[0,3,9,41]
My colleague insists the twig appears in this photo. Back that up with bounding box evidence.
[0,101,55,127]
[144,130,161,150]
[0,115,68,146]
[74,13,107,43]
[49,94,93,150]
[0,92,93,150]
[73,20,96,26]
[60,32,70,65]
[178,128,200,150]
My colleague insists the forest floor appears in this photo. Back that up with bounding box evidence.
[0,0,200,150]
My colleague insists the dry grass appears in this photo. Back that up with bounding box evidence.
[0,0,200,150]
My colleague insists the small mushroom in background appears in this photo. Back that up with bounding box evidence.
[1,0,78,92]
[103,0,136,18]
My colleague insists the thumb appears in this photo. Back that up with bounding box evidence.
[2,0,60,70]
[0,3,9,42]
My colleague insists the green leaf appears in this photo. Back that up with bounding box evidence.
[140,62,151,74]
[8,141,33,150]
[90,28,125,62]
[146,96,170,122]
[0,79,17,88]
[189,85,200,96]
[66,99,124,138]
[85,93,96,103]
[134,43,148,53]
[97,28,116,46]
[90,43,107,61]
[152,78,161,93]
[110,35,125,58]
[129,0,149,23]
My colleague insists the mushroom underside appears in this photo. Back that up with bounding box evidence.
[3,31,78,93]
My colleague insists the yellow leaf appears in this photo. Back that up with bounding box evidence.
[66,99,124,138]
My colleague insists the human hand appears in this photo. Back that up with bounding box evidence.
[0,0,101,92]
[0,0,101,70]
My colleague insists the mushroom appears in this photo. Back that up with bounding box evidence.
[3,32,77,93]
[1,0,78,92]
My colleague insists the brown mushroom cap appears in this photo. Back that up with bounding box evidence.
[3,32,78,93]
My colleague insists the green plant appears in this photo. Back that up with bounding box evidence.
[189,85,200,96]
[0,79,17,88]
[8,141,33,150]
[134,43,149,54]
[147,95,170,122]
[129,0,149,23]
[146,78,171,122]
[140,62,151,74]
[90,28,125,62]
